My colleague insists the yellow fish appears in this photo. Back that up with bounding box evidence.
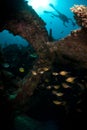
[32,70,37,75]
[43,67,49,71]
[19,67,25,73]
[53,100,62,105]
[59,71,68,76]
[66,77,75,83]
[62,83,71,88]
[53,85,60,89]
[52,91,63,96]
[47,86,51,90]
[56,92,64,97]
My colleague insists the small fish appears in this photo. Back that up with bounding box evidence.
[9,93,17,100]
[56,92,64,97]
[66,77,75,83]
[62,83,71,88]
[19,67,25,73]
[39,71,44,74]
[53,85,60,89]
[47,86,51,90]
[37,69,44,74]
[30,53,38,58]
[59,71,68,76]
[43,67,49,71]
[52,72,59,76]
[32,70,37,75]
[43,10,51,14]
[53,100,62,105]
[52,91,63,97]
[2,63,10,68]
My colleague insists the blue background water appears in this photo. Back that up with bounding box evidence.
[0,0,87,47]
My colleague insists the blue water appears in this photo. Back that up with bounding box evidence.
[0,30,28,48]
[0,0,87,46]
[29,0,87,40]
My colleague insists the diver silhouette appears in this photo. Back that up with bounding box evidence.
[44,3,76,27]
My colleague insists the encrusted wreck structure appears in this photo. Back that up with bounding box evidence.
[0,0,87,114]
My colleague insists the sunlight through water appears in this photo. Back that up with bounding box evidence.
[28,0,57,14]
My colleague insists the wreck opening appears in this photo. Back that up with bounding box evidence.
[0,29,38,79]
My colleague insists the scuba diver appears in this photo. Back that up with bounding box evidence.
[44,3,76,27]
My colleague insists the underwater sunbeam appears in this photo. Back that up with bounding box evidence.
[28,0,50,10]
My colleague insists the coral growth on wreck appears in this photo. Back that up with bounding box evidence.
[71,5,87,29]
